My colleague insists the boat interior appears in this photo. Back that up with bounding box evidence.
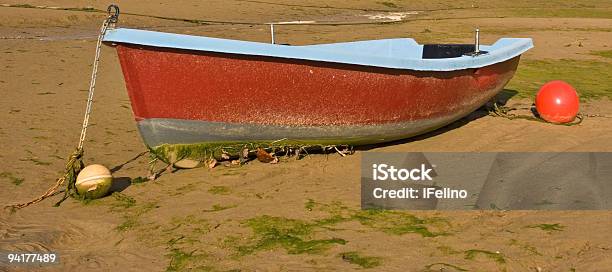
[301,39,487,60]
[421,44,477,59]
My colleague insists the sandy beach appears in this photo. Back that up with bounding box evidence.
[1,1,612,271]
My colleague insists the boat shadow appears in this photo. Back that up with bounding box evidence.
[356,89,518,151]
[109,177,132,193]
[108,151,149,192]
[110,151,148,173]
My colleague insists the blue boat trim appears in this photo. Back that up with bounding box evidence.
[103,28,532,71]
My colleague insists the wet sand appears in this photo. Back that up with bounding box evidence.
[1,1,612,271]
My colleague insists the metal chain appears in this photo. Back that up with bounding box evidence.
[78,5,119,149]
[78,19,109,149]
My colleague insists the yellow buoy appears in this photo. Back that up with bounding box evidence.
[76,164,113,199]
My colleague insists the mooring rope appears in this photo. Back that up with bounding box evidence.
[5,6,119,211]
[6,149,84,210]
[487,102,583,126]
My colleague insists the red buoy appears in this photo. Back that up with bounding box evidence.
[535,80,580,123]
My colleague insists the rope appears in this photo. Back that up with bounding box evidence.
[6,150,84,210]
[487,102,583,126]
[5,9,117,210]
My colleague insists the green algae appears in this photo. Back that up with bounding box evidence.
[591,49,612,59]
[165,215,210,235]
[464,249,506,264]
[154,215,214,271]
[339,251,382,269]
[165,249,212,272]
[166,249,193,271]
[302,200,354,229]
[202,204,237,212]
[527,223,565,232]
[115,201,159,232]
[437,245,462,255]
[116,217,138,232]
[111,192,136,209]
[0,172,24,186]
[149,139,353,165]
[131,176,149,184]
[237,215,347,255]
[306,200,451,236]
[433,246,504,269]
[306,200,352,218]
[352,210,450,237]
[208,186,231,195]
[508,59,612,100]
[116,200,453,270]
[233,205,450,257]
[507,8,612,19]
[313,214,351,228]
[170,183,198,196]
[509,238,542,256]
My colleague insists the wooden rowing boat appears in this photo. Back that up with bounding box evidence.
[103,28,532,165]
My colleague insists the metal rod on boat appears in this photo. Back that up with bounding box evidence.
[475,28,480,54]
[270,23,275,44]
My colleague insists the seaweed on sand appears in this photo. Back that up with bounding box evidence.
[148,139,353,165]
[236,215,347,255]
[464,249,506,264]
[526,223,565,232]
[352,209,451,237]
[339,251,383,268]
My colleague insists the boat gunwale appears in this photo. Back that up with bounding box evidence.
[102,28,533,72]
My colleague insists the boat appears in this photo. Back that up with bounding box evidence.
[102,28,533,165]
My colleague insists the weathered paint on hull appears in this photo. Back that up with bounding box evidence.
[114,44,520,147]
[138,112,463,147]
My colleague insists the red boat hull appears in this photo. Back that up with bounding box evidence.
[114,44,519,148]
